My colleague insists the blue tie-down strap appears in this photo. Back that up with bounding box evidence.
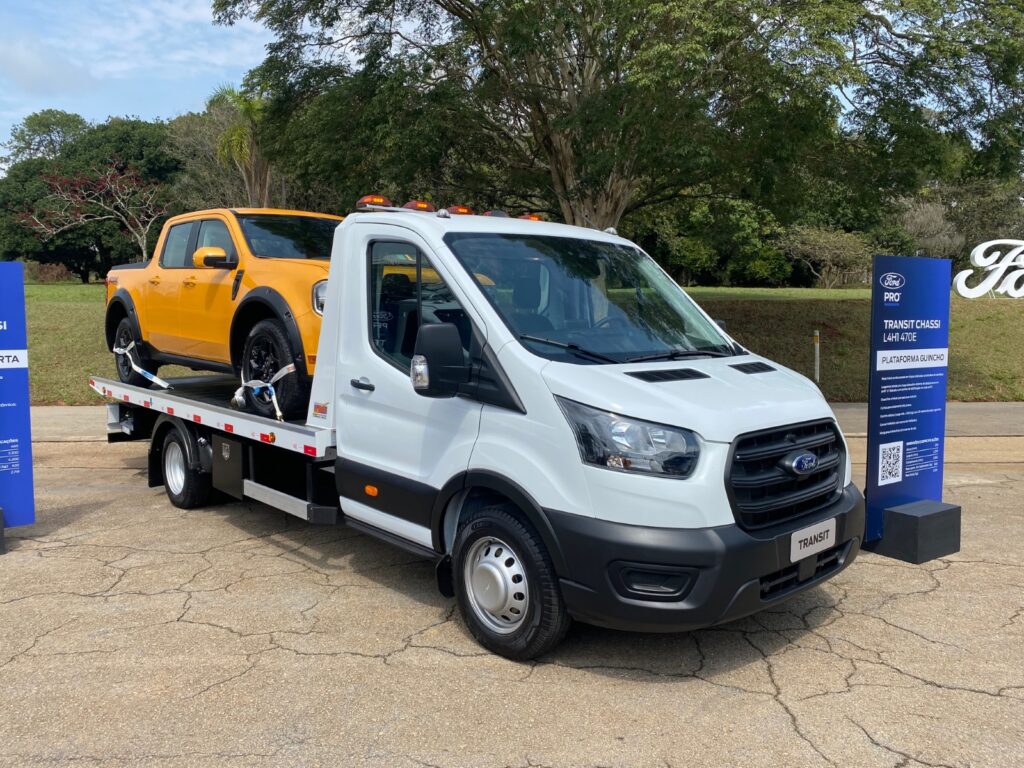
[232,363,296,421]
[112,341,172,389]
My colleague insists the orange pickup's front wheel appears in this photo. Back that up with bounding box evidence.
[240,319,309,420]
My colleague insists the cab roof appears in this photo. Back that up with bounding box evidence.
[343,209,629,245]
[168,207,345,223]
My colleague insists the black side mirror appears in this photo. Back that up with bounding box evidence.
[411,322,469,398]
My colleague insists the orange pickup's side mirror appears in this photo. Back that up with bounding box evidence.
[192,246,234,269]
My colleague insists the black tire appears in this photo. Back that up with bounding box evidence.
[240,318,309,420]
[162,428,211,509]
[453,504,571,660]
[113,317,157,387]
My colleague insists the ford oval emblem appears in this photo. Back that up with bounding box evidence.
[793,453,819,475]
[879,272,906,290]
[780,450,819,477]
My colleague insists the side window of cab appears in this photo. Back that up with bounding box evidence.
[196,219,237,261]
[368,241,472,371]
[160,223,193,268]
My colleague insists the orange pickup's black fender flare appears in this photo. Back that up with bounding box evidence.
[230,287,310,377]
[104,288,143,352]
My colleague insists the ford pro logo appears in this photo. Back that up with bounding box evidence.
[780,451,819,477]
[879,272,906,290]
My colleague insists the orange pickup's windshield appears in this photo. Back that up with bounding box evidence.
[237,215,340,260]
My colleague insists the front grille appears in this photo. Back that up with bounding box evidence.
[759,541,848,599]
[727,419,844,530]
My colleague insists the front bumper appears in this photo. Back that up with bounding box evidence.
[548,484,864,633]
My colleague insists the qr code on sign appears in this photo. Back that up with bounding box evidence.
[878,441,904,486]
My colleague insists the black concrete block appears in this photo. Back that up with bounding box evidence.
[869,500,961,564]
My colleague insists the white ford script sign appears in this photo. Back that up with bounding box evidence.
[790,517,836,562]
[954,240,1024,298]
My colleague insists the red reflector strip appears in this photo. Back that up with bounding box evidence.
[89,379,95,387]
[224,424,234,433]
[123,395,130,402]
[167,407,174,415]
[260,433,272,443]
[304,445,316,456]
[192,415,202,423]
[143,400,151,408]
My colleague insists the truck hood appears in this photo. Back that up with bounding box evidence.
[540,355,835,444]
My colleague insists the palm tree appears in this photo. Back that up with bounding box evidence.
[209,85,273,207]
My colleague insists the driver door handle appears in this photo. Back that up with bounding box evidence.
[183,276,197,287]
[148,275,161,285]
[350,378,375,392]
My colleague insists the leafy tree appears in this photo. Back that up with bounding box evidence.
[0,117,179,280]
[168,100,254,209]
[24,168,170,263]
[1,109,89,167]
[779,226,872,288]
[215,0,1024,234]
[208,85,275,207]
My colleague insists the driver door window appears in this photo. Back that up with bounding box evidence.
[368,242,471,371]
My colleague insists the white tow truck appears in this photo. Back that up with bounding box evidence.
[94,201,864,659]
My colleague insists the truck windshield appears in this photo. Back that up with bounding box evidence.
[445,233,734,364]
[238,214,339,260]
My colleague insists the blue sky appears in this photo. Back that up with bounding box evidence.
[0,0,274,144]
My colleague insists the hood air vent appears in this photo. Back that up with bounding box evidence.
[731,362,776,374]
[626,368,710,383]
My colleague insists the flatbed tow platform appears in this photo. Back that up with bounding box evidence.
[91,375,342,526]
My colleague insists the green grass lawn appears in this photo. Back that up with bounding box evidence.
[24,284,196,405]
[22,283,1024,404]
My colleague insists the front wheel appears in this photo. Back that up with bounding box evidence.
[240,319,309,420]
[113,317,157,387]
[453,505,571,660]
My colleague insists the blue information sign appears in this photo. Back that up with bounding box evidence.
[865,255,951,542]
[0,261,35,528]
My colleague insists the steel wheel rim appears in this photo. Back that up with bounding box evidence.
[463,536,529,635]
[164,441,186,496]
[115,327,133,379]
[246,335,279,404]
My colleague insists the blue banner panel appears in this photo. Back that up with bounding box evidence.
[865,255,951,542]
[0,262,35,528]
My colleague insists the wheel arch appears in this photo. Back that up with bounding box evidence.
[431,470,568,576]
[104,289,141,352]
[147,416,210,489]
[230,287,308,376]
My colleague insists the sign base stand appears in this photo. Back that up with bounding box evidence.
[864,500,961,564]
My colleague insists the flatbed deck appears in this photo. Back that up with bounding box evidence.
[89,375,335,458]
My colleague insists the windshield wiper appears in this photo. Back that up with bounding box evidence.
[518,334,620,364]
[626,347,733,363]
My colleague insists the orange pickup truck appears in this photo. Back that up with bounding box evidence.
[104,208,343,418]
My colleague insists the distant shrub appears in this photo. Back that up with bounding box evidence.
[22,261,74,284]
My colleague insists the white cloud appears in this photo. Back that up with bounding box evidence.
[15,0,273,82]
[0,33,96,95]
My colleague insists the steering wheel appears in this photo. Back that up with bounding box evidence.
[594,316,628,330]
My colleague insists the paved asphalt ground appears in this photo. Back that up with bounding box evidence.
[1,405,1022,767]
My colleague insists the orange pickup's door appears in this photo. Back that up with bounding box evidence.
[143,221,195,353]
[177,218,238,364]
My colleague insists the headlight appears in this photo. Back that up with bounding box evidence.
[312,280,327,315]
[556,397,700,478]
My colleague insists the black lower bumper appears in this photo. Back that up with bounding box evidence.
[547,485,864,633]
